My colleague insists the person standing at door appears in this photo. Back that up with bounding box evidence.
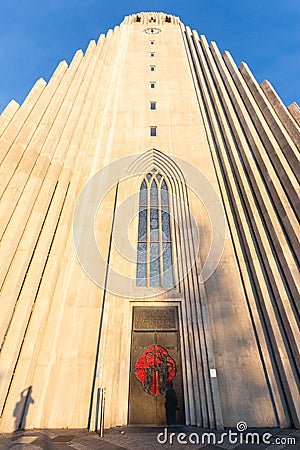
[165,381,177,426]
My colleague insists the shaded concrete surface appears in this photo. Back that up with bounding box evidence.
[0,427,299,450]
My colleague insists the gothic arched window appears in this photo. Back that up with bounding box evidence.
[137,171,174,287]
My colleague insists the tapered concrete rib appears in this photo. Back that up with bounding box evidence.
[192,31,299,427]
[0,100,20,136]
[12,34,108,431]
[0,77,47,163]
[182,27,226,429]
[186,34,287,425]
[0,55,82,257]
[0,65,67,199]
[0,54,85,358]
[222,53,299,228]
[238,62,300,181]
[223,38,297,333]
[215,43,300,345]
[206,40,300,306]
[0,42,96,347]
[0,48,86,377]
[288,102,300,127]
[186,29,279,427]
[0,38,102,425]
[260,80,300,147]
[213,46,300,284]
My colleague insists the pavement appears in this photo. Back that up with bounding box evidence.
[0,426,299,450]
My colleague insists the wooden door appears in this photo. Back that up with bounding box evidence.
[128,306,184,425]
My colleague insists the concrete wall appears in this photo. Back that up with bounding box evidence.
[0,11,299,432]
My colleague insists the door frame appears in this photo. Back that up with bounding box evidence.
[127,299,184,425]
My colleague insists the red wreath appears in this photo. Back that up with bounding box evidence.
[135,345,176,395]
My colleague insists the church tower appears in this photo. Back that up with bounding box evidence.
[0,12,299,432]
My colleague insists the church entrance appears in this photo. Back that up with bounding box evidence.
[128,306,184,425]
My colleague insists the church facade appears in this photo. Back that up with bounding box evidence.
[0,12,299,432]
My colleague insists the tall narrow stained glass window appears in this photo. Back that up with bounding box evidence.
[137,171,174,287]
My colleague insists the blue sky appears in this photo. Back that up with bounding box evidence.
[0,0,299,113]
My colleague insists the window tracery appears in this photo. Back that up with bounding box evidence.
[137,171,174,288]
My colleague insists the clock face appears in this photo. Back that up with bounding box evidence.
[144,28,161,34]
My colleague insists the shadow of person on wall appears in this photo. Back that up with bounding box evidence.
[165,381,178,426]
[13,386,34,430]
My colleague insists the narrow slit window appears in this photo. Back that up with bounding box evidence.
[150,127,157,136]
[150,102,156,110]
